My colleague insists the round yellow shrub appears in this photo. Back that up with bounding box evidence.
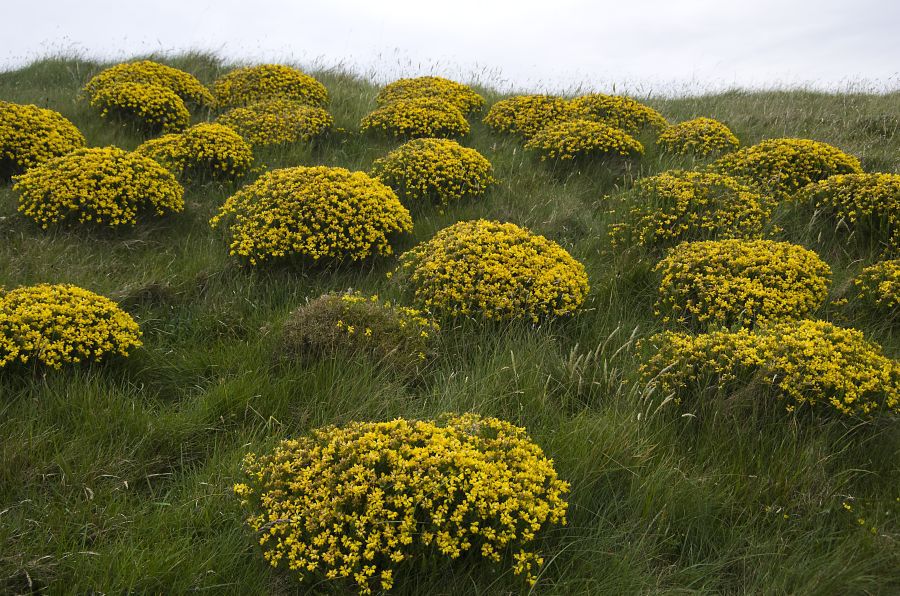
[83,60,214,107]
[609,170,771,251]
[89,81,190,132]
[0,284,142,369]
[212,64,328,108]
[13,147,184,228]
[482,95,574,138]
[135,123,253,180]
[210,166,412,265]
[0,101,85,177]
[654,239,831,328]
[640,320,900,417]
[395,219,589,322]
[370,138,495,205]
[569,94,668,134]
[524,118,643,161]
[216,99,333,147]
[360,98,469,139]
[854,259,899,318]
[376,76,484,113]
[656,117,739,156]
[234,413,569,593]
[711,138,862,200]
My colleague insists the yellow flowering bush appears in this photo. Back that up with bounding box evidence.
[360,98,469,139]
[854,259,900,318]
[234,413,569,593]
[0,101,85,177]
[524,119,643,161]
[609,170,771,251]
[656,117,740,156]
[640,320,900,417]
[14,147,184,228]
[216,99,333,147]
[654,239,831,328]
[135,123,253,180]
[569,94,668,134]
[89,81,190,132]
[210,166,412,265]
[395,219,589,322]
[376,76,484,113]
[371,138,495,205]
[482,95,574,138]
[83,60,214,107]
[213,64,328,108]
[711,138,863,200]
[0,284,141,369]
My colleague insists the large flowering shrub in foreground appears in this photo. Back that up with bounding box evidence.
[360,98,469,139]
[0,102,85,177]
[216,99,333,147]
[854,259,900,319]
[213,64,328,108]
[371,138,495,205]
[0,284,142,369]
[482,95,573,138]
[569,94,668,134]
[656,117,739,156]
[524,119,643,161]
[14,147,184,228]
[83,60,214,107]
[640,320,900,417]
[654,239,831,328]
[395,219,589,322]
[210,166,412,265]
[376,76,484,113]
[135,123,253,180]
[234,414,569,593]
[88,81,191,132]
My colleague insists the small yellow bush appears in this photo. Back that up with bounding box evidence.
[0,101,85,177]
[216,99,333,147]
[524,119,643,161]
[210,166,412,265]
[83,60,214,107]
[482,95,574,138]
[14,147,184,228]
[854,259,899,318]
[376,76,484,113]
[89,81,190,132]
[234,413,569,593]
[135,123,253,180]
[371,138,495,205]
[569,94,668,134]
[213,64,328,108]
[656,117,739,156]
[360,98,469,139]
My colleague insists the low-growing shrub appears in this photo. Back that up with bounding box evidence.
[234,413,569,593]
[210,165,412,265]
[654,239,831,328]
[853,259,899,319]
[482,95,574,137]
[14,147,184,228]
[656,117,739,156]
[371,138,495,205]
[394,219,589,322]
[216,99,333,146]
[524,119,643,161]
[640,320,900,417]
[135,122,253,180]
[83,60,214,107]
[88,81,190,132]
[0,101,85,177]
[213,64,329,108]
[360,98,469,139]
[376,76,484,113]
[569,94,668,134]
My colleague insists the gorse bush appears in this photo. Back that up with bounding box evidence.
[371,138,495,205]
[395,219,589,322]
[569,94,668,134]
[654,239,831,328]
[641,320,900,417]
[82,60,214,107]
[0,284,142,369]
[210,166,412,265]
[135,123,253,180]
[482,95,574,138]
[609,170,771,251]
[212,64,329,108]
[88,81,191,132]
[711,138,863,200]
[234,413,569,593]
[853,259,900,319]
[14,147,184,228]
[656,117,740,156]
[376,76,484,113]
[524,118,643,161]
[216,99,333,147]
[0,101,85,178]
[360,98,470,139]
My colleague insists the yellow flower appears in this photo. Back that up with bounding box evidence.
[483,95,574,138]
[136,123,253,180]
[657,117,739,156]
[360,98,469,139]
[569,94,668,134]
[525,118,643,161]
[213,64,328,108]
[216,99,333,147]
[0,101,85,176]
[377,76,484,113]
[83,60,213,107]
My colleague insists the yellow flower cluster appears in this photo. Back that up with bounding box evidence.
[640,320,900,417]
[371,138,495,205]
[234,413,569,594]
[360,98,469,139]
[0,284,141,369]
[524,118,644,161]
[89,81,190,132]
[792,173,900,250]
[656,117,740,156]
[216,99,333,147]
[14,147,184,228]
[376,76,484,113]
[854,259,899,317]
[569,94,668,134]
[711,138,863,200]
[609,170,770,251]
[0,101,85,177]
[482,95,574,138]
[213,64,329,108]
[210,166,412,265]
[135,123,253,180]
[654,239,831,328]
[395,219,589,322]
[82,60,214,107]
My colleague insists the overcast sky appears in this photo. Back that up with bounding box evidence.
[2,0,898,94]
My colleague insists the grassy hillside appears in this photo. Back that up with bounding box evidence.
[0,54,898,594]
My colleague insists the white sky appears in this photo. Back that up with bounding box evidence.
[2,0,898,94]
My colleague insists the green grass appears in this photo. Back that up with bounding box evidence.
[1,53,899,595]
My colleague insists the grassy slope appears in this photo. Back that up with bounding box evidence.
[0,54,898,595]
